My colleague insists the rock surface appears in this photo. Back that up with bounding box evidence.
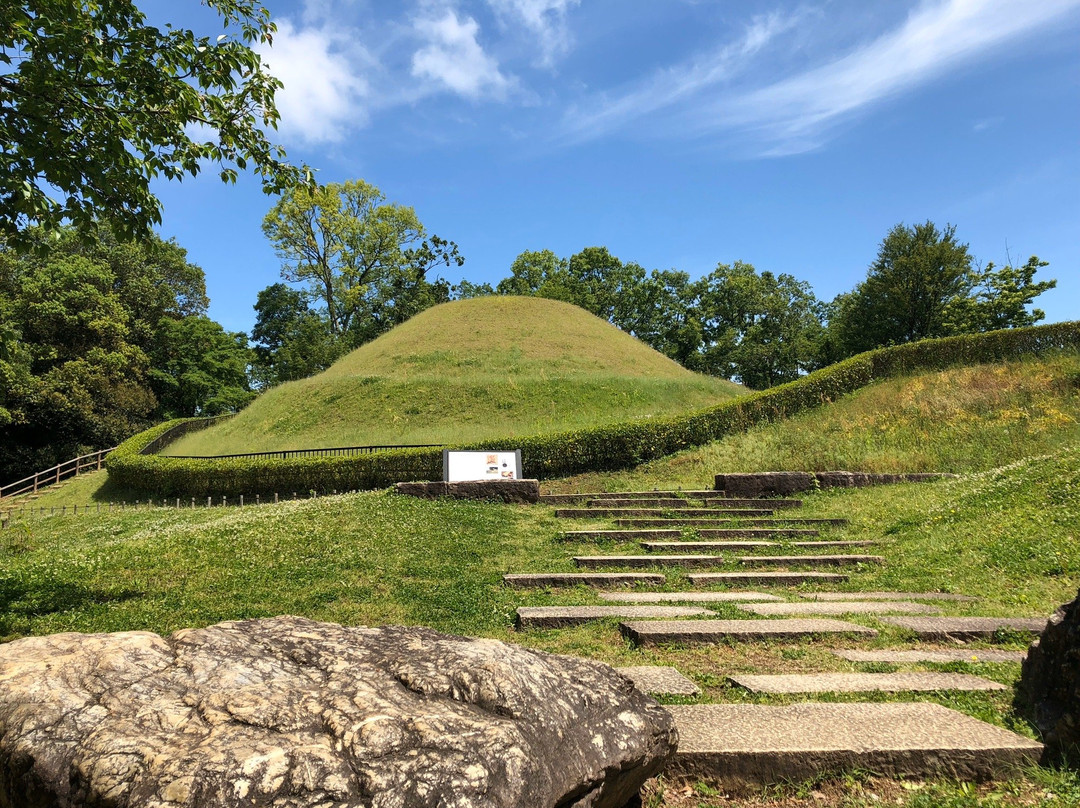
[0,617,677,807]
[394,479,541,504]
[1018,589,1080,765]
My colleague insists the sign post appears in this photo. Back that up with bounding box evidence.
[443,450,523,482]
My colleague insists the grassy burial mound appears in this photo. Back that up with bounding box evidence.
[163,296,742,457]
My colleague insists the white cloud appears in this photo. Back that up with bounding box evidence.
[256,18,369,144]
[560,0,1080,154]
[560,10,802,142]
[411,10,513,99]
[486,0,579,66]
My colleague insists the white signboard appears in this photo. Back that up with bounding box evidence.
[443,450,522,482]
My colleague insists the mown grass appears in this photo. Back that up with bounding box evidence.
[164,297,742,456]
[545,353,1080,493]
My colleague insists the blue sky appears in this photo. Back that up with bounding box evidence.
[150,0,1080,335]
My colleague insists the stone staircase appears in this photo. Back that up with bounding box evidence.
[507,486,1048,792]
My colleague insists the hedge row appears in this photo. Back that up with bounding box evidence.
[106,321,1080,497]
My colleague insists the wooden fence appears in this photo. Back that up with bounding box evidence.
[0,448,116,502]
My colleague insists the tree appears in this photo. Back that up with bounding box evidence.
[829,221,973,355]
[0,1,303,246]
[262,180,462,339]
[148,316,254,417]
[250,283,341,386]
[826,222,1056,358]
[693,262,824,387]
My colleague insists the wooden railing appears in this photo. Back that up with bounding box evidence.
[0,448,115,501]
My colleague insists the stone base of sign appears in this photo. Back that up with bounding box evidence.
[713,471,955,498]
[395,479,540,504]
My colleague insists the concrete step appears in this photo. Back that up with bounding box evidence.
[502,572,664,589]
[598,591,783,603]
[589,490,718,500]
[644,541,774,552]
[835,649,1027,663]
[739,554,884,566]
[663,702,1042,790]
[801,591,976,602]
[515,605,710,629]
[704,499,803,509]
[556,508,774,518]
[688,571,848,585]
[615,518,846,528]
[620,618,877,645]
[644,541,873,553]
[738,601,939,616]
[728,672,1008,694]
[559,529,681,542]
[574,554,725,569]
[588,498,700,508]
[695,528,820,538]
[880,616,1047,641]
[617,666,700,696]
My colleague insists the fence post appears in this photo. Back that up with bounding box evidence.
[274,493,279,504]
[206,497,211,508]
[239,495,243,508]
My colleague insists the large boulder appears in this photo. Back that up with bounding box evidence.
[1017,589,1080,765]
[0,617,676,807]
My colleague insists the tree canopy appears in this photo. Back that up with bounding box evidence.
[0,0,303,246]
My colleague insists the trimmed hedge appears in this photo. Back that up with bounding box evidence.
[107,321,1080,497]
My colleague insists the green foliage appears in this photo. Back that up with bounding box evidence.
[0,225,251,482]
[0,0,302,245]
[105,320,1080,497]
[148,317,254,417]
[250,283,343,386]
[261,179,462,341]
[827,222,1056,359]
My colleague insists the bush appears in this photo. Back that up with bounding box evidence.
[107,321,1080,496]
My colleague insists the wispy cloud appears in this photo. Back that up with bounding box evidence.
[560,9,805,143]
[486,0,580,67]
[256,17,370,144]
[561,0,1080,155]
[411,9,514,99]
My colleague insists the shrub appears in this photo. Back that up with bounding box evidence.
[107,321,1080,496]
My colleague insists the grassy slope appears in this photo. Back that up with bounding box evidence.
[164,296,742,456]
[545,352,1080,492]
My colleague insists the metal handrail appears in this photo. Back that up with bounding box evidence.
[0,447,115,501]
[165,444,445,461]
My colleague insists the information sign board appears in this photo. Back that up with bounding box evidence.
[443,450,523,482]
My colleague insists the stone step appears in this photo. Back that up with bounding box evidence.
[502,572,664,589]
[620,618,877,645]
[835,649,1027,664]
[556,508,774,518]
[643,541,773,552]
[738,601,939,616]
[615,518,846,528]
[704,499,803,509]
[598,591,783,603]
[801,591,977,602]
[695,528,820,538]
[590,490,718,500]
[739,554,884,566]
[574,554,725,569]
[616,666,700,696]
[588,498,701,508]
[560,529,681,542]
[728,672,1008,694]
[688,571,848,585]
[515,605,710,629]
[664,703,1042,790]
[643,541,873,553]
[880,616,1047,641]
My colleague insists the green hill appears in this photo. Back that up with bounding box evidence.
[163,297,743,457]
